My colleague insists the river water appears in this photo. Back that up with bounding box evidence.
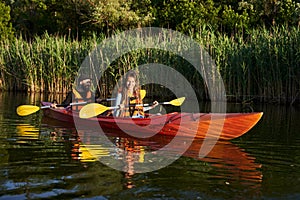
[0,92,300,199]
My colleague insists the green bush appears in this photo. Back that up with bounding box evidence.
[0,1,14,40]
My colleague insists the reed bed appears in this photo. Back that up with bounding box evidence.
[0,33,103,94]
[0,26,299,104]
[195,26,300,104]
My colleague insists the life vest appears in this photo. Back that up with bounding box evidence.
[72,88,92,111]
[119,92,144,118]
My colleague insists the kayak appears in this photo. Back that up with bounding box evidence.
[41,102,263,140]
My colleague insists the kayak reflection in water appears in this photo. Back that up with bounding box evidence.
[42,120,262,191]
[114,70,158,118]
[114,137,146,189]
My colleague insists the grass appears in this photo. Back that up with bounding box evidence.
[0,26,299,104]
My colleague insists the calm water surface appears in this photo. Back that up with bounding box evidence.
[1,92,300,200]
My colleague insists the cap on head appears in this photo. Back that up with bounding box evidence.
[78,74,91,82]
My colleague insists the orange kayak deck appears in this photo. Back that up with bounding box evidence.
[42,102,263,140]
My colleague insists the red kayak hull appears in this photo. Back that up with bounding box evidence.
[41,102,263,140]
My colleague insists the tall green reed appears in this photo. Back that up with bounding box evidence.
[0,33,103,94]
[0,26,299,104]
[199,26,299,104]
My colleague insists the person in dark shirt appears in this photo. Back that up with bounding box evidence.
[51,74,102,111]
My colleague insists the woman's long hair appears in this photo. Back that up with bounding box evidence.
[120,70,142,106]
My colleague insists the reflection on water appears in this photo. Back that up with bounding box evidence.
[1,116,264,199]
[16,124,40,140]
[1,92,300,199]
[41,119,266,193]
[1,124,124,199]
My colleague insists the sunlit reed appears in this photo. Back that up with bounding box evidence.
[0,26,299,104]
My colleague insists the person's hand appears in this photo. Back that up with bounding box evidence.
[118,104,125,110]
[50,103,57,108]
[152,101,159,108]
[96,98,103,103]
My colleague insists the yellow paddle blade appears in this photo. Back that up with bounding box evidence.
[169,97,186,106]
[17,105,41,116]
[140,89,146,99]
[79,103,109,119]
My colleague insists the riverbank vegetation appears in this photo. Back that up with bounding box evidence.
[0,0,299,104]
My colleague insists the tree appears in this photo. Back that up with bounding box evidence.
[0,1,14,40]
[239,0,300,27]
[221,4,251,35]
[152,0,220,33]
[5,0,57,38]
[89,0,154,35]
[5,0,154,38]
[4,0,300,39]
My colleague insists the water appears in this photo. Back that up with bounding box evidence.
[1,92,300,199]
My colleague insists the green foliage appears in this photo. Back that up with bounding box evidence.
[5,0,155,38]
[152,0,220,33]
[220,4,252,35]
[242,0,300,27]
[4,0,300,38]
[0,1,14,40]
[7,0,51,37]
[89,0,154,35]
[213,0,300,34]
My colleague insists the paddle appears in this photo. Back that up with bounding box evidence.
[79,97,186,119]
[16,90,147,117]
[16,102,88,116]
